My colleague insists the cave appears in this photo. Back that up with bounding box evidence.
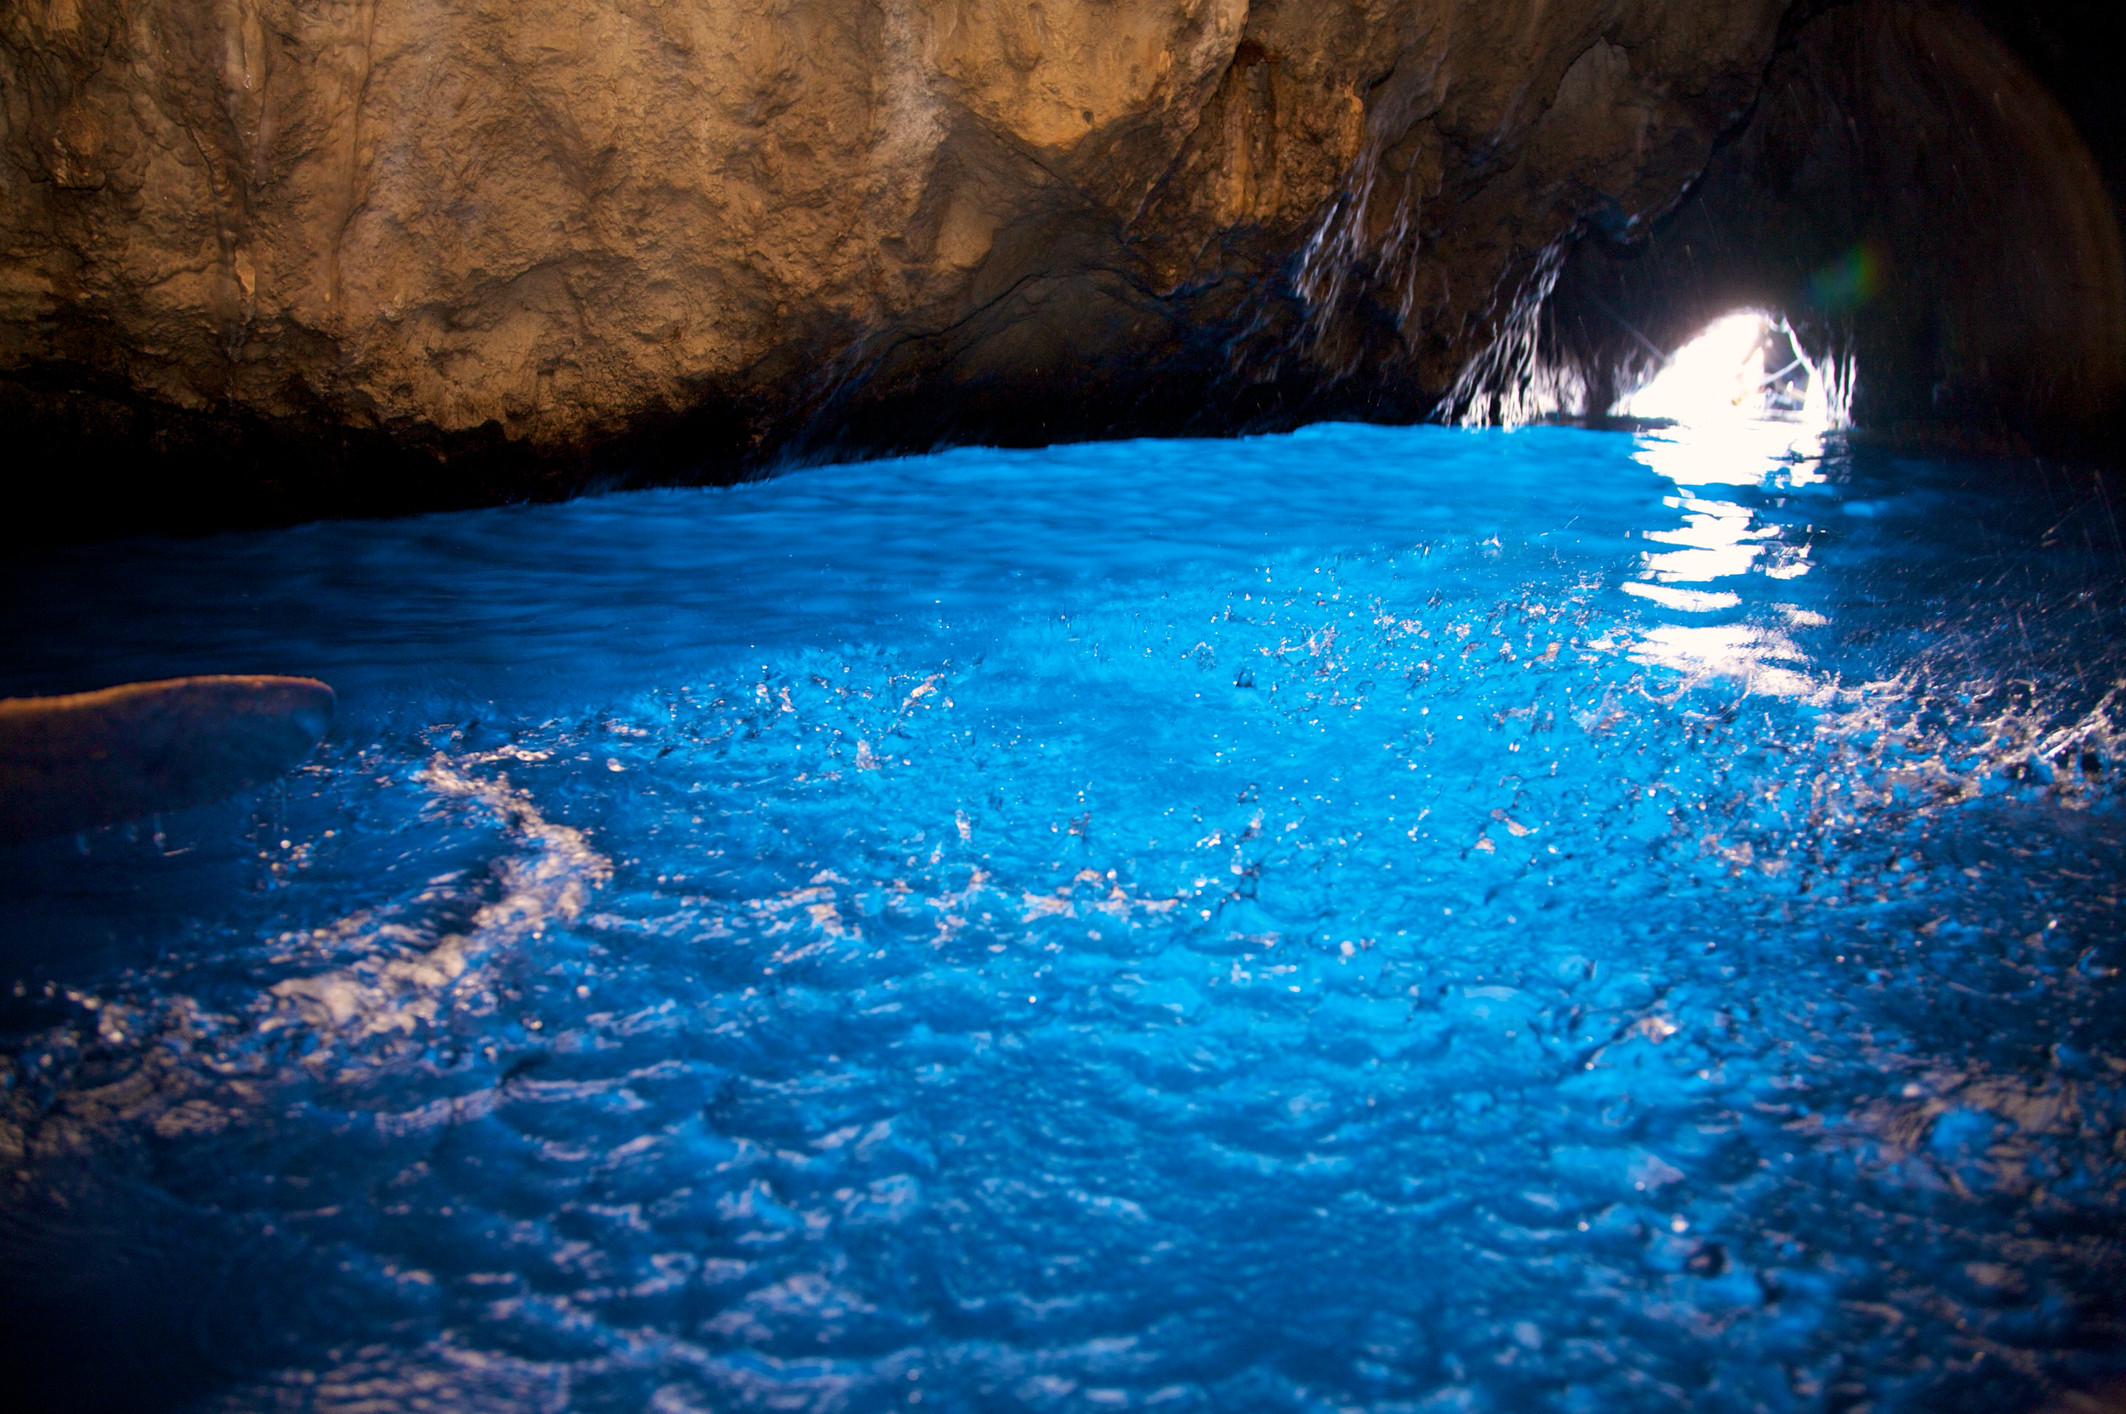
[1536,0,2126,450]
[1,0,2119,532]
[4,3,2125,1412]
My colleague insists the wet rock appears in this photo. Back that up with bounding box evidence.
[0,0,1789,525]
[0,675,334,843]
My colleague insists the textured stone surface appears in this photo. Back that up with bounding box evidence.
[1544,0,2126,443]
[1,0,1792,489]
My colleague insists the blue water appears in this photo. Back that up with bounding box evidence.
[3,424,2124,1413]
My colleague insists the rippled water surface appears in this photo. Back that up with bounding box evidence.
[4,424,2125,1413]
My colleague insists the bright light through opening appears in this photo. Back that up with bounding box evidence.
[1619,309,1852,434]
[1624,312,1779,424]
[1614,308,1848,696]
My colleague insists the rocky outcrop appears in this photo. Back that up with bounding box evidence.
[2,0,1793,524]
[0,676,333,843]
[7,2,2121,528]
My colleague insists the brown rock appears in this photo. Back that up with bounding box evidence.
[0,675,334,843]
[2,1,1795,512]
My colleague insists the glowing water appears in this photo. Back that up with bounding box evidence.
[3,425,2123,1413]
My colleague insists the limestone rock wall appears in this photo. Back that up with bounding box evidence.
[1,0,1790,489]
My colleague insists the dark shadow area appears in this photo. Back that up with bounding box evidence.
[0,1165,406,1414]
[0,360,791,543]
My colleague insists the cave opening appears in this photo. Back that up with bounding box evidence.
[1619,310,1810,427]
[1526,0,2126,456]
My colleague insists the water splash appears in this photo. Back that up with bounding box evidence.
[1437,241,1583,428]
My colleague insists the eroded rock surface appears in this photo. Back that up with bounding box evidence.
[2,0,1795,515]
[1543,0,2126,444]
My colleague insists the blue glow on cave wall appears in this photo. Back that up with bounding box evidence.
[2,421,2123,1412]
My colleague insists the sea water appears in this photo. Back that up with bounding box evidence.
[2,423,2122,1413]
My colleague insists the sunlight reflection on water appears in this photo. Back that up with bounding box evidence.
[1621,422,1828,697]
